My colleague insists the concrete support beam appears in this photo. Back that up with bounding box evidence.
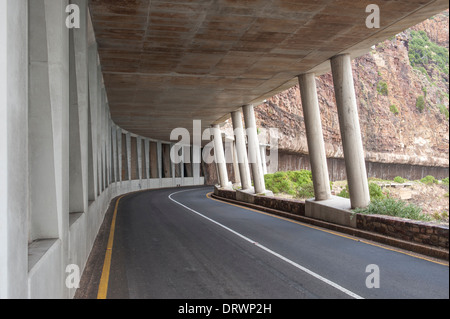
[136,137,142,180]
[111,125,118,183]
[150,142,158,178]
[331,54,370,209]
[162,143,171,178]
[298,73,331,201]
[0,0,29,299]
[88,43,99,196]
[232,141,241,185]
[144,139,150,180]
[157,141,163,180]
[87,99,95,200]
[184,146,193,178]
[260,145,268,176]
[231,110,251,190]
[126,133,131,181]
[242,104,266,194]
[212,125,231,188]
[117,129,123,182]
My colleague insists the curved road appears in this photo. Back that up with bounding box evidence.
[77,186,449,299]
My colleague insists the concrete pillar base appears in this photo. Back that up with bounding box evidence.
[305,196,356,228]
[215,182,233,190]
[236,188,274,204]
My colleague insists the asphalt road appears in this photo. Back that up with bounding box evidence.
[78,186,449,299]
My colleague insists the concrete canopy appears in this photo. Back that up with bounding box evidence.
[89,0,448,143]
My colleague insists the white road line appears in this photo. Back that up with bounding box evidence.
[168,189,364,300]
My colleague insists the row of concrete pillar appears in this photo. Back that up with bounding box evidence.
[212,54,370,209]
[213,104,269,195]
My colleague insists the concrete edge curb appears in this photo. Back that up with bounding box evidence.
[210,193,449,262]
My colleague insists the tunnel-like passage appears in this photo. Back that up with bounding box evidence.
[0,0,448,299]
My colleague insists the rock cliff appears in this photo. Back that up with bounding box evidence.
[249,10,449,169]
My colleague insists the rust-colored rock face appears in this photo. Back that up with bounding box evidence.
[250,10,449,168]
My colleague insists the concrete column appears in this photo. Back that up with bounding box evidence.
[260,145,268,175]
[88,43,99,195]
[184,146,193,178]
[162,143,171,178]
[212,125,230,188]
[180,146,185,183]
[144,139,150,180]
[0,0,29,299]
[231,110,251,190]
[71,0,89,212]
[69,37,84,213]
[242,104,266,194]
[170,143,176,182]
[111,125,118,183]
[87,99,95,199]
[117,129,122,182]
[193,144,201,185]
[157,141,163,179]
[298,73,331,201]
[331,54,370,208]
[232,141,241,185]
[137,137,143,180]
[126,133,131,180]
[150,142,158,178]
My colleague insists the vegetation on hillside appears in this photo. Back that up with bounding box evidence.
[408,30,449,75]
[265,171,448,223]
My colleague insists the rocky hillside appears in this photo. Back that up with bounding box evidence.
[251,10,449,169]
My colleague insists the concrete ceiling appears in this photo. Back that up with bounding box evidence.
[89,0,448,143]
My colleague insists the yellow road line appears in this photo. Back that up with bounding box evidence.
[97,195,125,300]
[206,192,449,267]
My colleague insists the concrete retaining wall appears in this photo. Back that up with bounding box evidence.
[204,151,449,186]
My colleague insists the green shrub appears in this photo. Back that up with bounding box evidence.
[389,104,399,115]
[408,30,449,75]
[420,175,438,185]
[354,198,431,221]
[416,95,425,112]
[438,104,449,119]
[442,177,449,185]
[286,170,313,186]
[296,182,315,199]
[368,182,386,200]
[337,182,387,200]
[337,184,350,198]
[432,211,449,221]
[394,176,406,183]
[264,170,314,197]
[422,87,427,97]
[376,81,389,96]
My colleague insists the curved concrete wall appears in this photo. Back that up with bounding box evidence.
[0,0,204,299]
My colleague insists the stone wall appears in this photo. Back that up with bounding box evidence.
[213,187,305,217]
[357,214,449,249]
[213,188,449,253]
[253,195,305,217]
